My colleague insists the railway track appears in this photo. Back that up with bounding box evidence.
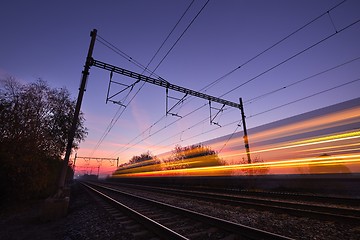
[81,181,292,240]
[100,182,360,225]
[190,187,360,206]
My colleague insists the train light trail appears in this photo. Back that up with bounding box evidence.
[112,153,359,178]
[111,98,360,178]
[248,130,360,155]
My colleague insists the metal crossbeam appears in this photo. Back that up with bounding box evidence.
[74,154,119,167]
[90,58,241,109]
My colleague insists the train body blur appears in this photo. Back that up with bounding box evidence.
[110,98,360,196]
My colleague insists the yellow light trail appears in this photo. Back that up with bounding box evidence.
[247,108,360,144]
[296,142,360,153]
[223,130,360,157]
[112,154,360,177]
[112,104,360,178]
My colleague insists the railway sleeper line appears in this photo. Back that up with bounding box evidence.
[175,185,360,207]
[82,182,186,240]
[82,181,293,240]
[100,182,360,225]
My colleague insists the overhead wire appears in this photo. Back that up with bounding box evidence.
[100,0,358,160]
[205,5,360,152]
[219,16,360,98]
[152,76,360,154]
[198,0,348,92]
[124,0,351,135]
[112,0,198,147]
[250,77,360,118]
[91,0,202,157]
[96,36,161,79]
[147,0,196,70]
[116,1,358,158]
[245,56,360,104]
[151,0,211,74]
[158,57,360,151]
[138,54,360,157]
[111,103,209,157]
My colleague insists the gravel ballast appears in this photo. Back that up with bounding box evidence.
[2,182,359,239]
[0,183,131,240]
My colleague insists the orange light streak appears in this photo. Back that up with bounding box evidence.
[226,130,360,156]
[296,142,360,153]
[112,153,360,177]
[248,108,360,143]
[111,103,360,178]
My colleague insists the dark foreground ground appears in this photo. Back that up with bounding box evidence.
[0,183,131,240]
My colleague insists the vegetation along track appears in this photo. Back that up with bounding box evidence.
[81,181,292,240]
[100,182,360,225]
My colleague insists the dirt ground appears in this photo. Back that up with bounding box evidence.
[0,183,130,240]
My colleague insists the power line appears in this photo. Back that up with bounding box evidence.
[96,36,161,79]
[245,56,360,104]
[91,0,206,157]
[152,0,211,73]
[198,0,348,92]
[147,0,195,70]
[156,55,360,153]
[110,103,209,157]
[112,15,360,159]
[98,0,358,161]
[152,77,360,155]
[220,16,360,98]
[250,78,360,118]
[113,0,353,154]
[152,0,351,113]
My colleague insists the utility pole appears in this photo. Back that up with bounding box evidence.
[240,98,251,164]
[58,29,97,191]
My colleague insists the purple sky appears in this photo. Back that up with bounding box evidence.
[1,0,359,174]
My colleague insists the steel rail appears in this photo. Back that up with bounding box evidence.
[86,181,293,240]
[81,182,188,240]
[114,183,360,224]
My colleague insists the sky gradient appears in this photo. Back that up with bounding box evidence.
[1,0,359,177]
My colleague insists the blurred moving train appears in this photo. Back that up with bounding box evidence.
[112,97,360,178]
[109,98,360,196]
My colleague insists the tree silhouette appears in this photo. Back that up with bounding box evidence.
[237,155,269,176]
[0,77,87,202]
[163,144,223,170]
[114,151,161,175]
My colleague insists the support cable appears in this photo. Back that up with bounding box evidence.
[96,36,160,78]
[250,77,360,118]
[111,0,351,151]
[147,0,195,69]
[104,0,357,158]
[245,56,360,104]
[102,44,359,157]
[152,0,210,73]
[220,17,360,98]
[143,0,351,120]
[148,76,360,156]
[197,0,347,92]
[110,103,209,157]
[91,0,203,157]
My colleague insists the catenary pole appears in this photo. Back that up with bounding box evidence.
[58,29,97,190]
[240,98,251,164]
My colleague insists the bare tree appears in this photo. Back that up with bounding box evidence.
[0,77,87,201]
[163,144,223,170]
